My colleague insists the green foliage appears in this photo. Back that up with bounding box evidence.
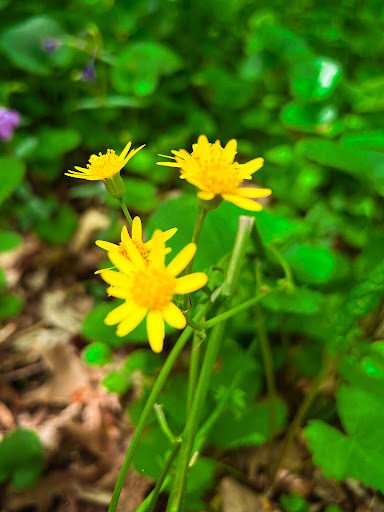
[0,428,45,490]
[0,292,24,320]
[82,341,113,366]
[0,230,22,252]
[280,493,310,512]
[0,158,26,205]
[34,204,77,245]
[102,370,131,395]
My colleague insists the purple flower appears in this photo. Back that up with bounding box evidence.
[0,108,21,141]
[82,61,96,82]
[42,38,62,53]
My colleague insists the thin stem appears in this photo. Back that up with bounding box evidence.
[167,216,255,512]
[108,303,211,512]
[154,404,177,445]
[183,205,208,308]
[185,290,271,330]
[266,244,294,284]
[255,303,276,438]
[136,442,181,512]
[186,331,202,416]
[252,215,266,259]
[167,311,227,512]
[118,197,133,227]
[270,352,339,483]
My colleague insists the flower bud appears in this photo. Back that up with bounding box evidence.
[104,172,126,199]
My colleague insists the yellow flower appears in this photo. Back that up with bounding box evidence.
[99,230,208,353]
[65,141,145,181]
[157,135,271,211]
[95,216,177,262]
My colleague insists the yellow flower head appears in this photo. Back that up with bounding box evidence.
[99,230,208,353]
[95,216,177,262]
[157,135,271,211]
[65,141,145,181]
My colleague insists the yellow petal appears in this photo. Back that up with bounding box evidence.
[116,230,145,268]
[119,141,132,160]
[146,310,165,353]
[116,306,147,337]
[197,135,210,161]
[148,230,165,269]
[124,144,145,165]
[222,194,263,211]
[197,191,215,200]
[157,161,182,167]
[106,286,131,299]
[163,303,186,329]
[105,302,132,325]
[132,216,142,242]
[236,187,272,198]
[100,269,131,287]
[174,272,208,294]
[166,243,196,277]
[108,251,135,274]
[240,157,264,175]
[74,166,88,172]
[162,227,178,242]
[220,139,237,164]
[95,240,119,252]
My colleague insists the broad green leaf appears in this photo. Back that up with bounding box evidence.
[34,205,77,245]
[102,370,131,395]
[341,132,384,152]
[283,245,335,285]
[124,349,162,375]
[304,419,384,493]
[0,292,24,320]
[354,76,384,112]
[263,287,323,314]
[133,426,170,479]
[290,57,341,102]
[0,428,44,490]
[211,397,287,448]
[280,492,310,512]
[112,178,158,213]
[82,342,113,366]
[281,103,338,134]
[0,158,26,205]
[112,42,182,96]
[0,16,65,75]
[32,127,81,163]
[0,230,22,253]
[296,138,384,191]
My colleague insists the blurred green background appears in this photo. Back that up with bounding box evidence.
[1,0,384,506]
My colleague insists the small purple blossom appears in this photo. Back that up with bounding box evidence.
[82,61,97,82]
[41,38,62,53]
[0,108,21,141]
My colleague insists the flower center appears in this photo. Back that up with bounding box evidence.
[86,149,122,179]
[190,144,243,195]
[119,240,148,260]
[130,267,176,310]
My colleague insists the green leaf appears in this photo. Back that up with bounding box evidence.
[112,42,182,96]
[82,342,113,366]
[211,397,287,449]
[280,492,310,512]
[0,292,24,320]
[341,132,384,152]
[73,95,144,111]
[121,178,158,213]
[283,245,336,285]
[290,57,341,102]
[0,16,65,75]
[304,419,384,493]
[82,302,148,345]
[0,428,44,490]
[133,425,170,479]
[102,370,131,395]
[32,127,81,163]
[281,103,338,134]
[124,349,162,375]
[296,138,384,192]
[263,287,323,314]
[0,158,26,205]
[354,76,384,112]
[34,205,77,245]
[0,230,22,253]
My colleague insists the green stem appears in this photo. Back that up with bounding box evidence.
[255,303,276,438]
[266,244,294,284]
[118,197,133,227]
[183,205,208,308]
[136,442,181,512]
[185,290,271,330]
[107,303,211,512]
[167,216,255,512]
[186,331,202,416]
[252,215,266,259]
[154,404,177,445]
[167,311,227,512]
[270,352,339,483]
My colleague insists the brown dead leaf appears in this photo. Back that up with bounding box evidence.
[220,477,264,512]
[41,289,92,335]
[70,208,110,254]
